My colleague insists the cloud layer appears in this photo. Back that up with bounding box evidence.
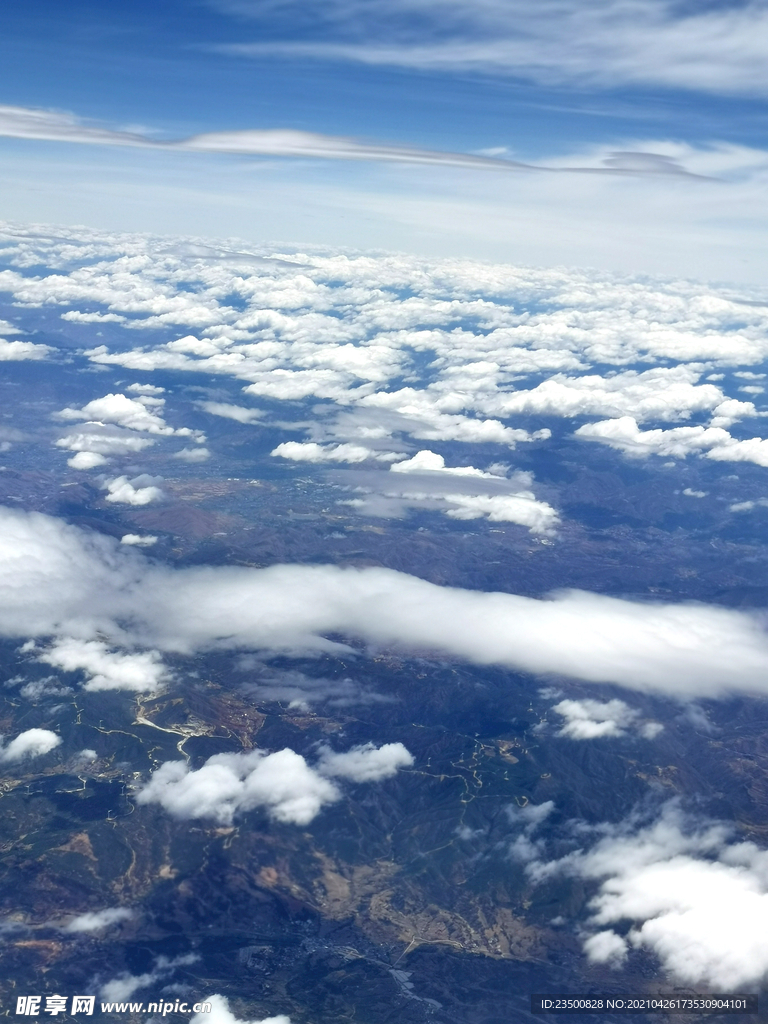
[3,506,768,699]
[5,223,768,480]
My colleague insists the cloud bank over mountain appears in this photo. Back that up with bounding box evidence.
[3,505,768,701]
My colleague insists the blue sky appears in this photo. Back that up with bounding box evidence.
[2,0,768,280]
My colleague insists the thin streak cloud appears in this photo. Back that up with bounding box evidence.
[0,105,707,178]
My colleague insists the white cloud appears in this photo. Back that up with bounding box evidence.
[486,367,736,425]
[3,506,768,700]
[551,698,661,740]
[531,803,768,989]
[316,741,414,781]
[682,488,707,498]
[100,954,198,1002]
[222,0,768,99]
[390,449,498,477]
[576,416,768,468]
[103,475,164,505]
[238,664,389,709]
[138,740,412,825]
[0,728,60,762]
[67,451,108,470]
[582,929,628,966]
[341,453,559,532]
[19,678,73,700]
[358,390,545,447]
[730,499,768,513]
[64,908,134,933]
[507,800,555,861]
[173,446,211,462]
[120,533,158,546]
[0,338,52,361]
[271,441,403,463]
[181,126,534,171]
[441,492,558,532]
[57,393,202,439]
[0,103,532,173]
[37,638,167,692]
[191,994,290,1024]
[61,310,126,324]
[8,226,768,465]
[198,401,264,424]
[56,427,156,457]
[126,383,165,395]
[136,747,341,826]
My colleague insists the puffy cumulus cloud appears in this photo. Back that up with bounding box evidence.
[67,451,108,470]
[390,449,499,477]
[4,506,768,699]
[730,498,768,513]
[316,741,414,781]
[57,393,203,440]
[37,638,167,692]
[357,389,546,447]
[582,929,628,967]
[191,994,290,1024]
[136,747,341,826]
[56,427,156,457]
[120,533,158,546]
[0,728,60,763]
[8,224,768,467]
[550,698,662,740]
[271,441,403,463]
[173,446,211,462]
[100,954,198,1002]
[137,740,412,825]
[440,492,558,532]
[339,455,559,532]
[0,338,52,360]
[63,907,134,933]
[576,416,768,468]
[103,474,164,505]
[198,401,265,424]
[507,800,555,862]
[126,383,165,395]
[531,803,768,989]
[486,367,740,425]
[19,678,73,700]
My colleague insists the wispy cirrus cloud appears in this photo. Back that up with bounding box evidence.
[213,0,768,98]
